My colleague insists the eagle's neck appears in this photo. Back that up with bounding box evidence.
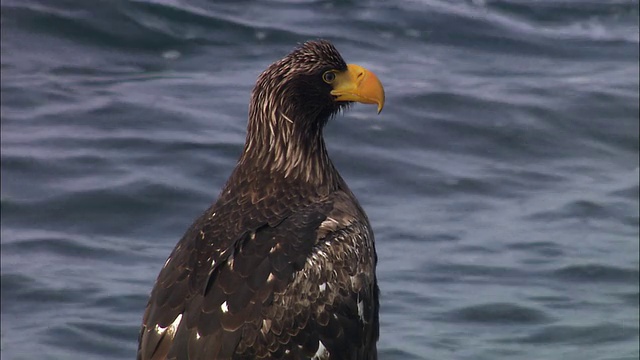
[238,94,340,191]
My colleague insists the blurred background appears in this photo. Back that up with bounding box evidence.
[1,0,638,359]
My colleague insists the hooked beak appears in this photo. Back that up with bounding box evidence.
[330,64,385,114]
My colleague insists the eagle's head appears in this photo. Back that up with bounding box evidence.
[243,40,384,182]
[249,40,385,133]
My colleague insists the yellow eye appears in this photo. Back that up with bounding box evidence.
[322,71,336,83]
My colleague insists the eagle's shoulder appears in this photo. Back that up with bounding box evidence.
[138,190,377,360]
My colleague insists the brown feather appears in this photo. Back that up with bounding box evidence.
[138,40,379,360]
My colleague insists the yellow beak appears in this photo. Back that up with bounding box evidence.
[330,64,385,114]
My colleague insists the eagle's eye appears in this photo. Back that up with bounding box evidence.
[322,71,336,84]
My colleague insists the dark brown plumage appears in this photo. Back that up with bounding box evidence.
[138,40,384,360]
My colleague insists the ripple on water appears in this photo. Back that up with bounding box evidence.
[2,234,121,260]
[551,264,640,284]
[527,198,624,222]
[44,321,137,359]
[377,348,425,360]
[1,0,638,359]
[506,324,639,345]
[91,293,150,314]
[0,272,101,312]
[610,183,640,200]
[443,302,554,325]
[506,241,565,258]
[423,263,533,285]
[615,292,640,308]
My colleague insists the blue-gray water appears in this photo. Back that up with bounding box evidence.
[1,1,638,359]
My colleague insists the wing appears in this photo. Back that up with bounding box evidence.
[138,191,378,360]
[242,192,379,360]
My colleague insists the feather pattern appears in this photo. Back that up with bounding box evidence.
[138,40,379,360]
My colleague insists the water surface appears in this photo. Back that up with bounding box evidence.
[1,1,639,359]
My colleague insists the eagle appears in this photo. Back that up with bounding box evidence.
[138,40,385,360]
